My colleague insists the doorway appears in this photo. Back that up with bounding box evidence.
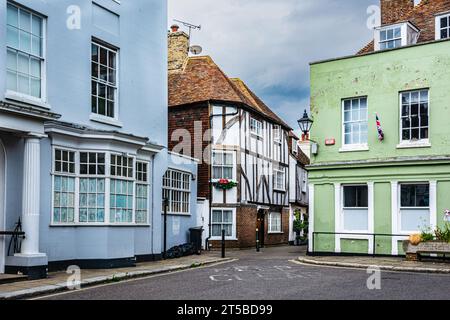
[256,210,265,248]
[0,139,5,273]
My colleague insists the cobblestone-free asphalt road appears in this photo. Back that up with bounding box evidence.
[39,246,450,300]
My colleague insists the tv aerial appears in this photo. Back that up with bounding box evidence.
[173,19,203,55]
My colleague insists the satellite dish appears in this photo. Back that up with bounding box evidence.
[190,45,203,55]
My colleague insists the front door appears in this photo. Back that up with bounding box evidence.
[257,211,265,248]
[0,140,5,273]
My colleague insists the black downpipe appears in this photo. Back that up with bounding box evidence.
[163,198,169,259]
[205,104,239,250]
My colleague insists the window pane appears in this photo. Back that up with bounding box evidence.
[344,186,368,208]
[7,4,19,27]
[30,78,41,97]
[31,35,41,56]
[19,30,31,53]
[18,74,29,95]
[32,15,42,37]
[400,209,430,232]
[441,17,448,28]
[7,25,19,48]
[7,71,17,91]
[343,209,368,231]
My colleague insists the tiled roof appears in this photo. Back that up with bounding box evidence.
[358,0,450,54]
[296,148,311,166]
[168,56,291,129]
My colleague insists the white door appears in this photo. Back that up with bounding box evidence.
[0,139,5,273]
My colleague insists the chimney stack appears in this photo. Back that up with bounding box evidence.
[380,0,414,25]
[168,25,189,72]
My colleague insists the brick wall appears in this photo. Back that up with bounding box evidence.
[168,103,211,198]
[168,31,189,71]
[264,208,290,246]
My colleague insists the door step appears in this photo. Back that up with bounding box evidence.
[0,274,28,285]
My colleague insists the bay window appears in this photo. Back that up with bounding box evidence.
[400,90,429,142]
[6,2,45,100]
[162,169,191,215]
[342,97,368,147]
[51,149,150,225]
[342,185,368,231]
[399,184,430,233]
[268,212,282,233]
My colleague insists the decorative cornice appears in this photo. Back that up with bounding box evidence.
[0,100,61,121]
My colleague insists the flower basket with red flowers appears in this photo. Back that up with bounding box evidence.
[213,179,237,190]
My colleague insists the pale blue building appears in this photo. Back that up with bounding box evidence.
[0,0,199,279]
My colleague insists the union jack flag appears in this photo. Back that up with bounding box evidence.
[376,113,384,141]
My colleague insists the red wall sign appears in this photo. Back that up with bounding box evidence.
[325,138,336,146]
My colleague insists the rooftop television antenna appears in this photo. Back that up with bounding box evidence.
[173,19,203,55]
[173,19,201,40]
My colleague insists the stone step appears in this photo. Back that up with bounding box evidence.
[0,274,28,285]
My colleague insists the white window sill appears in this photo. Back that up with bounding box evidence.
[90,114,123,128]
[396,141,431,149]
[50,223,151,227]
[339,144,369,153]
[5,91,50,109]
[210,237,238,241]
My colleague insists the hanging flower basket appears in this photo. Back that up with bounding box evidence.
[213,179,237,190]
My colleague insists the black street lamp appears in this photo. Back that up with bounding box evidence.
[298,109,314,136]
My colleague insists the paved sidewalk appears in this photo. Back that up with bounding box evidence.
[0,253,234,300]
[298,254,450,274]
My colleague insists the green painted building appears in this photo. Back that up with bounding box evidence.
[308,0,450,256]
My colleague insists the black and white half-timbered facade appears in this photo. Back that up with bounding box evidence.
[168,28,308,248]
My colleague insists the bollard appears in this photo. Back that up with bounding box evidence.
[256,228,260,252]
[221,229,226,258]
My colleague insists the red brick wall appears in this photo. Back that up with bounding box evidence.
[209,205,289,249]
[168,103,211,199]
[264,208,290,246]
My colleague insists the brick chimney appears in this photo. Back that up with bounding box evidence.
[380,0,415,25]
[168,25,190,72]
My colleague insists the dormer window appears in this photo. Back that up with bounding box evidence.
[375,22,419,51]
[380,26,402,49]
[436,13,450,40]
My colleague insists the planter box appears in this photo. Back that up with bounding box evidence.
[403,241,450,261]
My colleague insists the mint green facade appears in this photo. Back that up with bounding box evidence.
[309,40,450,255]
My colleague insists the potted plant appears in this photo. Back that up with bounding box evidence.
[293,210,309,246]
[213,179,238,190]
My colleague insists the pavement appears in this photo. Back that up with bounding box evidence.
[32,246,450,300]
[298,254,450,274]
[0,252,232,300]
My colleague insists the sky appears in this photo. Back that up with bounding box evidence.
[168,0,378,131]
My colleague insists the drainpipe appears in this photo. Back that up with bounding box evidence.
[205,102,239,250]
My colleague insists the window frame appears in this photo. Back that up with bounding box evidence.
[250,117,263,137]
[341,184,369,233]
[211,151,235,181]
[398,89,430,147]
[435,13,450,40]
[398,182,431,234]
[268,212,282,234]
[341,96,369,151]
[273,125,281,144]
[162,169,191,216]
[210,208,237,240]
[273,167,286,192]
[5,2,47,105]
[379,25,402,50]
[91,39,120,122]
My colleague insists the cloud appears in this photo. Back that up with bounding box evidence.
[169,0,377,128]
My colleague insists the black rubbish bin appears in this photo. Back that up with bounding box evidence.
[189,227,204,255]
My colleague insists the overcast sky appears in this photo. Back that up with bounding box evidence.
[168,0,378,130]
